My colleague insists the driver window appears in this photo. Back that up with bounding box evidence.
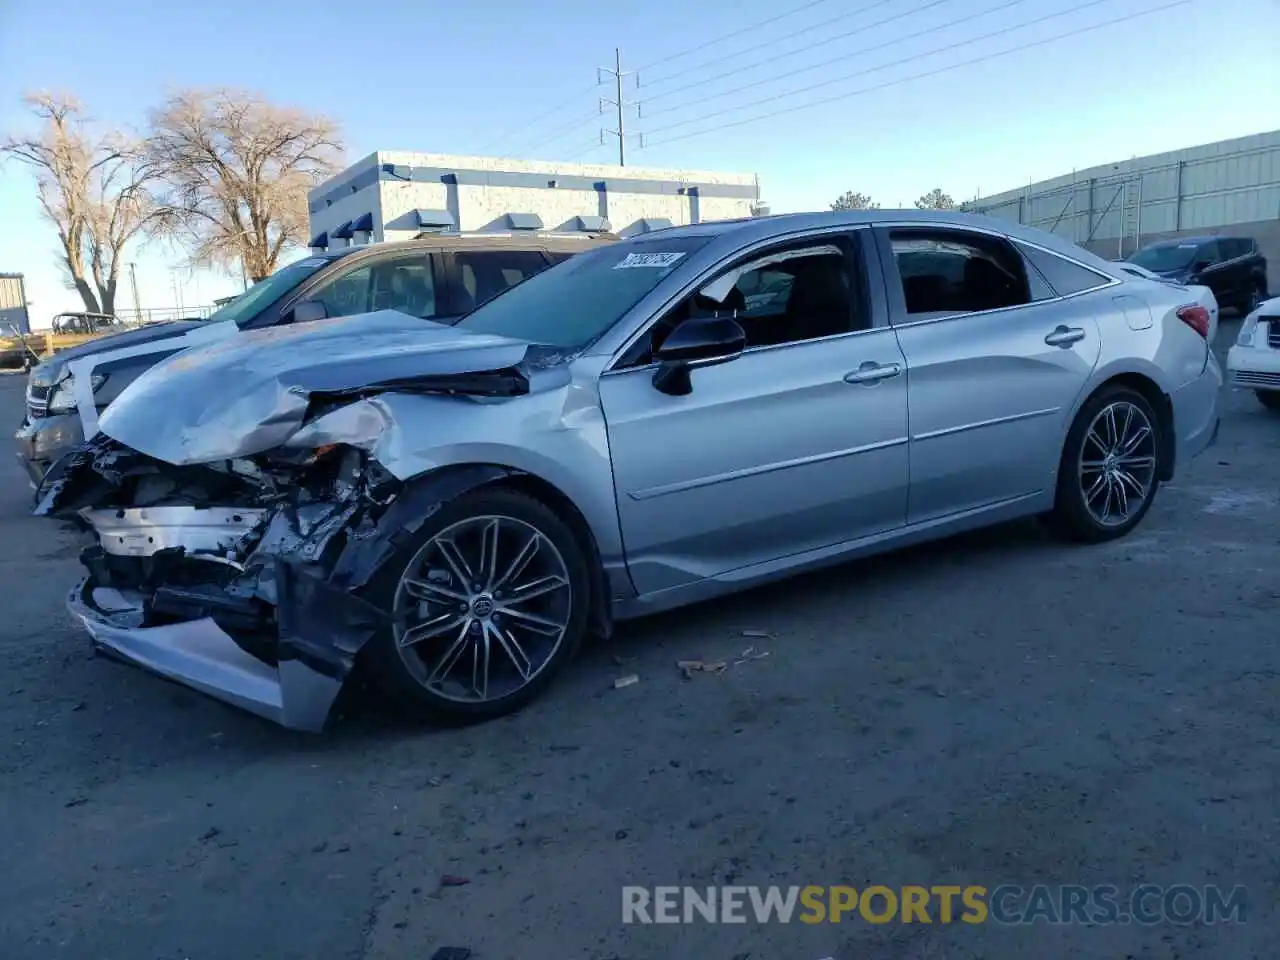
[647,243,860,359]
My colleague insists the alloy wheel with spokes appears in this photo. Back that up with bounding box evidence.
[1078,400,1158,528]
[392,514,574,705]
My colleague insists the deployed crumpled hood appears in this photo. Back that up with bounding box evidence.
[98,310,534,465]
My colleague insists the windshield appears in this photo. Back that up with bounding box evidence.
[1128,244,1197,272]
[458,236,715,348]
[204,256,336,327]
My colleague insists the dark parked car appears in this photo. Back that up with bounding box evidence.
[1127,236,1268,315]
[15,233,614,485]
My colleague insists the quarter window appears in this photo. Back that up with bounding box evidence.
[889,231,1028,317]
[1016,243,1112,297]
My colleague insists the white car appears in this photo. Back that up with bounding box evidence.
[1114,261,1220,346]
[1227,296,1280,410]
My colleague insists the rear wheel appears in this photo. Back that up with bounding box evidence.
[1049,385,1162,543]
[1256,390,1280,411]
[360,487,592,723]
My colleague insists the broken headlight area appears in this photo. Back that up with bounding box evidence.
[44,433,417,727]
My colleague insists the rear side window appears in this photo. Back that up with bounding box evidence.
[456,251,549,311]
[1015,243,1112,297]
[889,230,1029,316]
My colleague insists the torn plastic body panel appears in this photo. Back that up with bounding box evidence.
[36,309,632,731]
[42,433,520,731]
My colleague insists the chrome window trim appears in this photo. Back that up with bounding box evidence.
[602,224,876,373]
[881,223,1120,331]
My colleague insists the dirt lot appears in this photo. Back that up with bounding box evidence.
[0,322,1277,960]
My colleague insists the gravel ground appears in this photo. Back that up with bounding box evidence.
[1,322,1277,960]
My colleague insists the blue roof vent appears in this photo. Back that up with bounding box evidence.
[505,212,544,231]
[415,208,456,230]
[330,220,354,240]
[637,217,674,233]
[309,231,328,249]
[351,212,374,232]
[572,215,611,232]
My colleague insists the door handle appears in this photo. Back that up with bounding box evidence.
[1044,326,1086,347]
[844,361,902,385]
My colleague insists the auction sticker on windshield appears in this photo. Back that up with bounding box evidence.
[614,252,687,269]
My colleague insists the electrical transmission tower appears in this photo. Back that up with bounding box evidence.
[598,48,640,166]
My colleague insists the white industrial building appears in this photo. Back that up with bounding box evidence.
[964,130,1280,265]
[307,152,765,249]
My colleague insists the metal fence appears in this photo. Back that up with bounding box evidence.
[963,140,1280,259]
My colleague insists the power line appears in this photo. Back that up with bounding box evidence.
[641,0,1189,149]
[642,0,1121,138]
[490,0,839,153]
[633,0,837,74]
[637,0,903,90]
[481,84,603,154]
[642,0,969,108]
[516,108,605,156]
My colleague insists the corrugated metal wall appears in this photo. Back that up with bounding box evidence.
[964,131,1280,260]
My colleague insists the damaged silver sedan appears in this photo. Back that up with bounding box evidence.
[37,211,1222,731]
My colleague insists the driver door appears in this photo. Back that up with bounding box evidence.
[597,230,910,596]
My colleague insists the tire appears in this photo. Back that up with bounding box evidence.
[1049,385,1162,543]
[360,486,592,724]
[1256,390,1280,411]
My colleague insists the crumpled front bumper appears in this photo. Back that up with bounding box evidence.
[69,577,344,732]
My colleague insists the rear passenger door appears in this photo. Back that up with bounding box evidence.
[874,226,1110,523]
[438,250,552,317]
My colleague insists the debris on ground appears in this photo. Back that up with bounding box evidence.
[431,949,472,960]
[612,674,639,689]
[741,629,774,639]
[612,654,635,666]
[199,827,222,843]
[64,797,89,808]
[678,659,727,678]
[440,874,470,888]
[679,644,770,678]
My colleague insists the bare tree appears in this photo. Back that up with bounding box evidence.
[1,94,161,315]
[148,90,343,282]
[914,188,958,210]
[830,190,880,212]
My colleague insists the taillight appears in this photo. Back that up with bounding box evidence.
[1176,304,1210,339]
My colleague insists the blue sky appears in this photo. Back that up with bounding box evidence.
[1,0,1276,326]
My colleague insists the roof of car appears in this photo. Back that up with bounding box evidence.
[1145,235,1249,248]
[633,209,1116,270]
[319,232,617,261]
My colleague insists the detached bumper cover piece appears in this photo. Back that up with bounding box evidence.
[70,578,344,732]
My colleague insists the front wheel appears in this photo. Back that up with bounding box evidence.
[1256,390,1280,411]
[360,487,592,723]
[1049,386,1162,543]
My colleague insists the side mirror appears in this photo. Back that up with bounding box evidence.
[286,299,328,324]
[652,315,746,396]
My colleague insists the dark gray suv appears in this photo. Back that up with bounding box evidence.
[16,232,613,485]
